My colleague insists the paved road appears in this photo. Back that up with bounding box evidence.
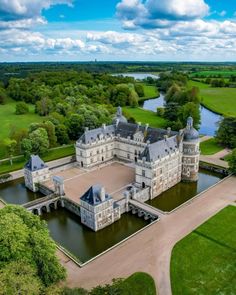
[200,155,229,168]
[59,176,236,295]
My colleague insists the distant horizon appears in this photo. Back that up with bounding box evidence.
[1,1,236,62]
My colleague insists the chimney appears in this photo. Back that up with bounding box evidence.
[164,135,168,141]
[145,123,149,131]
[167,127,171,137]
[100,187,106,202]
[102,123,106,130]
[85,127,89,132]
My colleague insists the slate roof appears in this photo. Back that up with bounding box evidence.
[25,155,47,172]
[78,125,115,144]
[77,122,177,145]
[140,136,179,162]
[80,185,111,206]
[183,116,199,141]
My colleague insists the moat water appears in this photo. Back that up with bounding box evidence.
[0,169,223,261]
[146,169,223,212]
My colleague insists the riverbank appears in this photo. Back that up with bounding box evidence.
[188,80,236,117]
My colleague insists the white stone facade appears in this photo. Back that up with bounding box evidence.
[80,186,121,231]
[76,113,200,201]
[24,165,50,192]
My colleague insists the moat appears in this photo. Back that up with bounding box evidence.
[0,168,223,261]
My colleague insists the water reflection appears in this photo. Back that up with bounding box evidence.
[147,169,223,212]
[41,208,149,263]
[0,178,43,204]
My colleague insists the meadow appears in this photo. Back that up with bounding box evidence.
[188,80,236,117]
[171,206,236,295]
[191,70,236,78]
[140,83,159,100]
[200,138,223,155]
[123,107,166,129]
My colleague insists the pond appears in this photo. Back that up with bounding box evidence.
[142,94,222,136]
[0,178,43,204]
[113,73,159,80]
[41,208,149,263]
[146,169,223,212]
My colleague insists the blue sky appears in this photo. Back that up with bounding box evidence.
[0,0,236,61]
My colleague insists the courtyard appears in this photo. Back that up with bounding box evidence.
[44,161,135,202]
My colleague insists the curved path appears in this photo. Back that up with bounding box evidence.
[59,176,236,295]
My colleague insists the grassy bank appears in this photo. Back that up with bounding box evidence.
[188,80,236,117]
[190,70,236,78]
[200,138,223,155]
[0,145,74,175]
[140,83,159,100]
[122,272,157,295]
[123,107,166,128]
[171,205,236,295]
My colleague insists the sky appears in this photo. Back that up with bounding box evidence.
[0,0,236,62]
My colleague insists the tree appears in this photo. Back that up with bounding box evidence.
[21,138,32,159]
[0,261,42,295]
[29,121,57,148]
[15,102,29,115]
[0,205,66,287]
[35,97,53,116]
[4,138,17,165]
[134,84,144,97]
[216,117,236,148]
[0,87,7,104]
[228,149,236,174]
[29,128,49,155]
[66,114,84,140]
[178,102,200,130]
[55,124,70,145]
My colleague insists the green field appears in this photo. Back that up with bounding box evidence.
[121,272,156,295]
[200,138,223,155]
[123,107,166,128]
[171,206,236,295]
[0,145,74,175]
[140,83,159,100]
[188,80,236,117]
[0,99,45,140]
[191,70,236,78]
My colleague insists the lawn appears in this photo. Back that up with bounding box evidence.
[122,272,157,295]
[140,83,159,99]
[200,138,223,155]
[0,99,45,141]
[171,206,236,295]
[188,80,236,117]
[123,107,166,128]
[0,145,74,175]
[0,100,45,159]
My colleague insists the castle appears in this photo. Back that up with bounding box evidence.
[23,107,200,232]
[76,107,200,200]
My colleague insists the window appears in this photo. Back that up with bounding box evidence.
[142,170,145,177]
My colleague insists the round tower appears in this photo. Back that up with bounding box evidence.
[112,106,128,125]
[181,117,200,182]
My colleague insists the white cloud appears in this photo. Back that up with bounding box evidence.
[116,0,209,29]
[0,0,73,20]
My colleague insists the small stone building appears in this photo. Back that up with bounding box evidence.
[24,155,50,192]
[80,185,120,231]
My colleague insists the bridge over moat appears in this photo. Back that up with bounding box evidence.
[129,199,160,221]
[23,194,62,215]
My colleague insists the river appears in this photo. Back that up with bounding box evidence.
[117,72,222,136]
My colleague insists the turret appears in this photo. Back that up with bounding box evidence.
[181,117,200,182]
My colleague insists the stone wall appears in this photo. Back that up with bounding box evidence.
[132,187,150,203]
[63,197,81,217]
[199,161,228,176]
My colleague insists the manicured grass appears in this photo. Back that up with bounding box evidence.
[141,83,159,99]
[122,272,157,295]
[123,107,166,128]
[0,99,45,140]
[188,80,236,117]
[171,206,236,295]
[0,145,74,175]
[200,138,223,155]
